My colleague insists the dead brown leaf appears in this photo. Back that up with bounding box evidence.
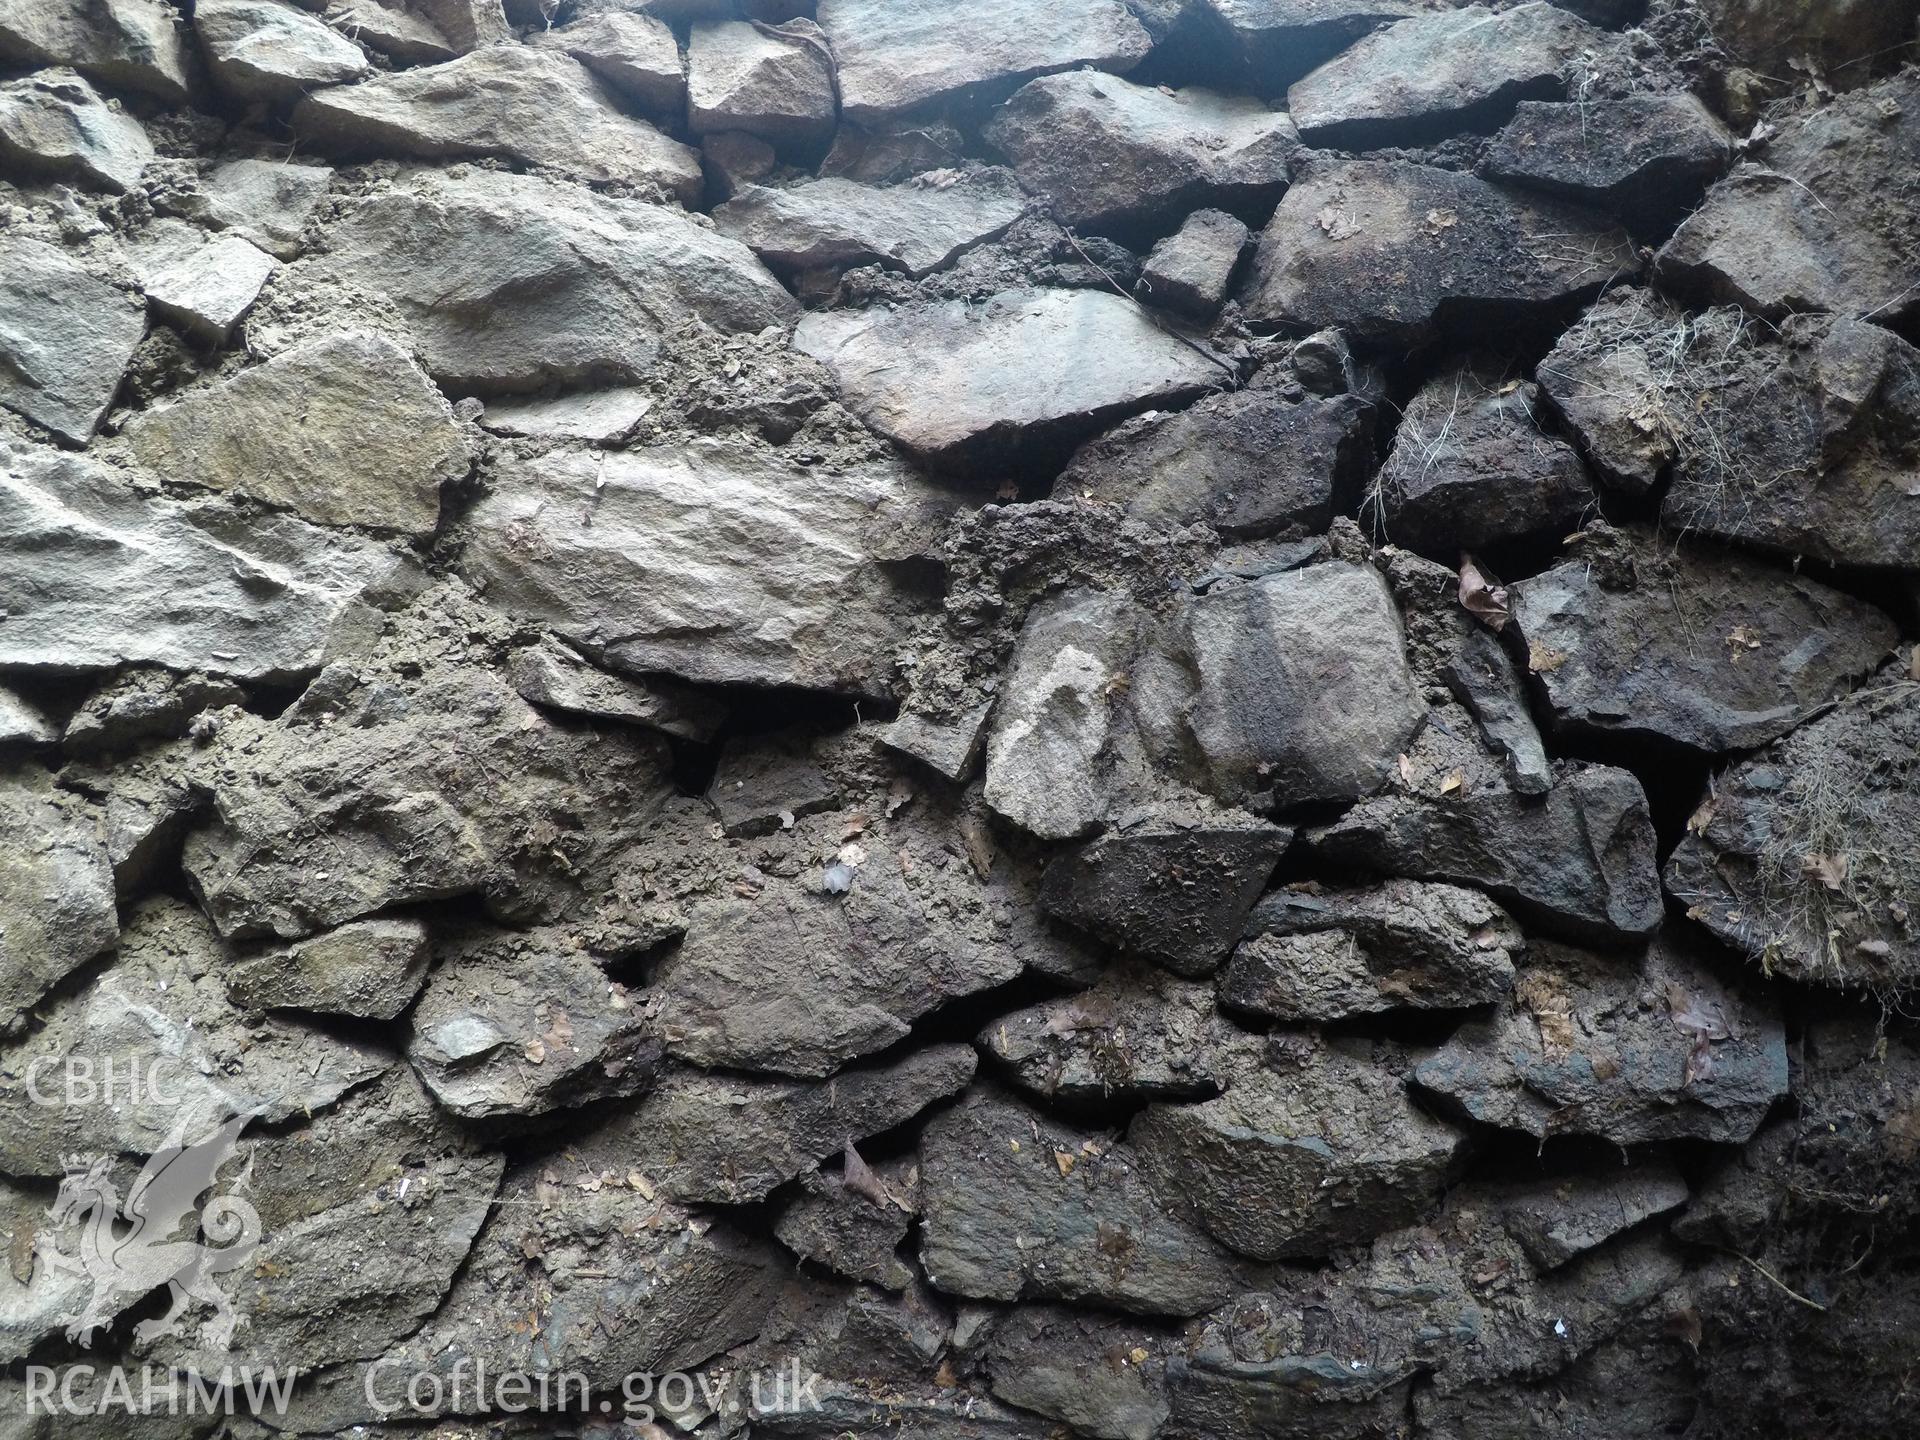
[1802,852,1850,892]
[1458,554,1510,631]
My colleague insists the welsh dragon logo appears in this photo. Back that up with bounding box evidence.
[36,1111,263,1351]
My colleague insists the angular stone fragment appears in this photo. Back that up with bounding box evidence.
[1132,1040,1464,1260]
[183,650,674,939]
[63,668,244,756]
[193,0,372,102]
[819,0,1152,123]
[1154,562,1426,808]
[0,898,393,1175]
[576,1046,975,1204]
[1190,0,1416,89]
[226,916,430,1020]
[881,700,993,783]
[292,48,702,197]
[1482,94,1732,228]
[506,637,726,743]
[707,737,839,837]
[1374,359,1594,553]
[919,1090,1256,1316]
[1312,762,1663,946]
[0,772,116,1037]
[985,71,1295,232]
[196,156,333,259]
[1139,208,1249,319]
[478,387,653,443]
[686,19,835,149]
[1539,288,1920,566]
[983,1307,1172,1440]
[131,226,278,343]
[0,685,56,748]
[145,1067,504,1377]
[299,169,795,394]
[652,852,1027,1076]
[0,0,196,103]
[407,925,660,1126]
[1289,3,1609,151]
[776,1155,919,1290]
[128,331,467,538]
[1476,1165,1689,1270]
[462,441,946,698]
[1656,71,1920,324]
[1243,160,1636,346]
[527,11,683,113]
[0,68,154,193]
[1038,817,1291,976]
[1444,626,1551,797]
[1225,880,1521,1023]
[0,1175,95,1365]
[796,287,1226,471]
[1414,934,1788,1144]
[1056,384,1371,538]
[715,171,1027,279]
[1511,533,1897,754]
[982,963,1246,1102]
[0,238,143,444]
[0,439,411,682]
[60,748,201,901]
[1666,674,1920,992]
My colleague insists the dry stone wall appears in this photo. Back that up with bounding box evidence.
[2,1,1920,1437]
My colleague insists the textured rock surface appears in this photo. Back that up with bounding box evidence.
[0,438,413,681]
[225,916,431,1020]
[0,237,145,442]
[0,772,116,1036]
[796,287,1226,470]
[0,68,154,192]
[1245,159,1637,344]
[293,48,703,195]
[985,71,1295,231]
[716,171,1026,279]
[686,19,835,149]
[1138,207,1250,318]
[0,0,195,102]
[1482,94,1732,227]
[127,331,468,537]
[194,0,372,102]
[296,168,794,393]
[130,225,277,343]
[526,11,683,112]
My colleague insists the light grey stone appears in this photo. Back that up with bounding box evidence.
[193,0,372,103]
[131,224,278,342]
[225,916,431,1021]
[686,18,835,149]
[0,237,144,443]
[714,171,1027,279]
[0,68,152,193]
[1139,208,1250,319]
[527,10,683,112]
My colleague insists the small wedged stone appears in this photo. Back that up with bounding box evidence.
[0,68,154,193]
[297,168,795,394]
[1243,159,1636,347]
[1131,1038,1465,1261]
[1225,879,1522,1023]
[62,668,244,756]
[1666,673,1920,993]
[0,237,144,443]
[0,897,393,1176]
[1468,1165,1690,1270]
[918,1089,1259,1316]
[1510,530,1898,754]
[984,71,1296,232]
[714,171,1027,280]
[193,0,373,103]
[0,770,117,1037]
[1481,94,1733,228]
[818,0,1152,123]
[982,962,1248,1102]
[1413,932,1788,1145]
[1373,358,1595,553]
[183,647,676,940]
[1054,383,1372,539]
[507,637,727,743]
[477,387,654,444]
[573,1045,976,1205]
[1038,817,1291,976]
[707,736,839,838]
[1655,71,1920,325]
[983,1307,1172,1440]
[130,225,278,343]
[461,440,949,699]
[195,157,333,260]
[292,48,703,197]
[686,19,835,149]
[1187,0,1416,89]
[1289,3,1612,152]
[0,0,196,103]
[1138,208,1250,319]
[1310,761,1663,946]
[527,11,683,113]
[226,916,430,1021]
[406,924,660,1127]
[795,287,1227,472]
[0,437,415,682]
[127,331,468,538]
[881,700,994,783]
[0,685,57,748]
[775,1155,919,1290]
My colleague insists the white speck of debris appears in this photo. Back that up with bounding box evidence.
[1553,1318,1569,1338]
[823,862,855,895]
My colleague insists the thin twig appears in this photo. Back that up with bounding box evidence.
[1736,1253,1828,1311]
[1052,218,1242,388]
